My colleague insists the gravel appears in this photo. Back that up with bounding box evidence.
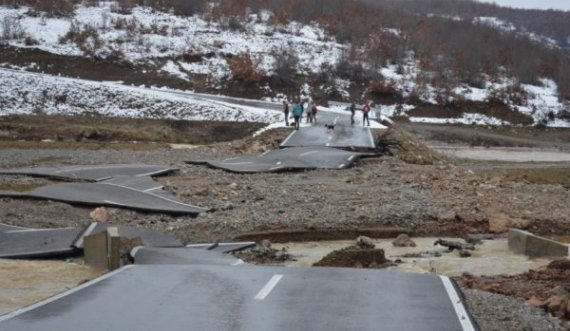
[462,289,567,331]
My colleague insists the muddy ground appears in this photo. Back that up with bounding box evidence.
[0,120,569,330]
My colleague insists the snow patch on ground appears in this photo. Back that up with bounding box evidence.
[410,113,510,126]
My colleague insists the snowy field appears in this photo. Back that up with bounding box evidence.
[0,69,280,122]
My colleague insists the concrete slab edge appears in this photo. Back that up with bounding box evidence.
[0,265,132,322]
[508,229,569,258]
[71,222,99,249]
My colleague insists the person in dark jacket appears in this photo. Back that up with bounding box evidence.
[350,102,356,125]
[283,100,290,126]
[311,103,318,124]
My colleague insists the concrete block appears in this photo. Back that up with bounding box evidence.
[84,227,122,270]
[107,227,121,271]
[525,235,568,258]
[508,229,529,254]
[84,231,108,270]
[508,229,569,258]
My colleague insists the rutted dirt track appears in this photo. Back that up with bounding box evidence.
[0,121,569,330]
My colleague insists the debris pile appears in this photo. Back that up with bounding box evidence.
[233,240,289,263]
[313,237,394,269]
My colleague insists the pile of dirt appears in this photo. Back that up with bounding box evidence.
[457,260,570,320]
[313,246,393,269]
[233,240,289,264]
[231,128,291,154]
[376,127,449,165]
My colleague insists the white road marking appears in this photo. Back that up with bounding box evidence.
[104,199,125,206]
[300,151,319,157]
[439,276,476,331]
[254,274,283,300]
[225,162,254,165]
[143,186,163,192]
[338,164,345,168]
[348,155,355,161]
[280,130,297,146]
[269,166,283,171]
[232,259,245,266]
[100,182,204,210]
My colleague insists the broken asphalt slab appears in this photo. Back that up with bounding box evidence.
[0,227,83,259]
[0,164,178,182]
[73,222,182,249]
[130,247,245,265]
[0,181,206,216]
[280,125,376,149]
[0,222,182,259]
[187,147,375,173]
[0,265,478,331]
[186,242,255,253]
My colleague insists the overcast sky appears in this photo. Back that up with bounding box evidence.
[475,0,570,11]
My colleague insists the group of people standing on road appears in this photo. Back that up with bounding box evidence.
[283,99,318,130]
[350,101,371,126]
[283,99,373,129]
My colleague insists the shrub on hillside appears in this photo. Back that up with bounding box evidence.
[1,16,26,41]
[271,48,299,85]
[59,22,102,57]
[26,0,77,17]
[110,0,137,14]
[228,52,262,83]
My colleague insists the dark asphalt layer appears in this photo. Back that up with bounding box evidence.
[0,265,475,331]
[280,125,376,149]
[130,247,244,265]
[191,147,371,173]
[0,227,82,259]
[0,164,177,181]
[0,181,206,216]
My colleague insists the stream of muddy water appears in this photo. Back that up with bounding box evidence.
[274,238,555,277]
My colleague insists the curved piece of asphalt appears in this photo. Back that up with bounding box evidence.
[0,164,178,182]
[0,181,206,216]
[187,146,375,173]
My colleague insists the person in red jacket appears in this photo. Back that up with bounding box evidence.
[362,101,371,126]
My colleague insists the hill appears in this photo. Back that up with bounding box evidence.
[0,0,568,126]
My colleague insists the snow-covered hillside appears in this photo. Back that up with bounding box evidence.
[0,69,280,122]
[0,2,568,127]
[0,3,343,79]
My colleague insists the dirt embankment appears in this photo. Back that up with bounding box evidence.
[0,114,265,145]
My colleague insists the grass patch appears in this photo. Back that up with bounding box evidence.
[0,114,264,146]
[0,182,45,192]
[500,168,570,188]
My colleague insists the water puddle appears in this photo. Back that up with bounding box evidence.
[273,237,553,277]
[434,146,570,162]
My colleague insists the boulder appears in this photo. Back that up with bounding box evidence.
[392,234,417,247]
[356,236,375,249]
[89,207,109,223]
